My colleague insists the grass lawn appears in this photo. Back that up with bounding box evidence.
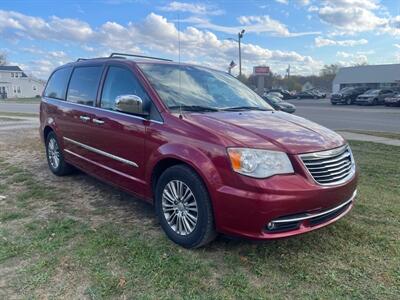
[0,97,41,104]
[0,140,399,299]
[344,130,400,140]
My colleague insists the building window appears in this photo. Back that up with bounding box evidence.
[15,73,18,78]
[33,85,37,91]
[17,86,21,93]
[11,73,14,78]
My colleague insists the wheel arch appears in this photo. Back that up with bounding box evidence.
[43,125,54,141]
[147,144,223,203]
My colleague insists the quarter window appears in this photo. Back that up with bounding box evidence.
[44,67,72,100]
[67,66,103,106]
[100,66,150,111]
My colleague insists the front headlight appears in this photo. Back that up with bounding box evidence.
[227,148,294,178]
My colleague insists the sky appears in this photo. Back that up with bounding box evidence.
[0,0,399,79]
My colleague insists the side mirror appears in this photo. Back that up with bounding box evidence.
[115,95,149,116]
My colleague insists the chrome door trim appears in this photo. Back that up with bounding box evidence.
[64,149,145,184]
[92,118,105,125]
[63,137,139,168]
[79,115,91,122]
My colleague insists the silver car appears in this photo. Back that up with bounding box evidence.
[356,89,394,105]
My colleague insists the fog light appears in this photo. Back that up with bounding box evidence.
[267,222,275,230]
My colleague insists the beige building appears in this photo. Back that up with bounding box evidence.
[0,66,45,99]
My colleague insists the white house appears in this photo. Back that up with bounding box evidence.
[332,64,400,93]
[0,66,46,99]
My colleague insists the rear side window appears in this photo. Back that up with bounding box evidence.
[44,67,72,100]
[67,66,103,106]
[100,66,150,110]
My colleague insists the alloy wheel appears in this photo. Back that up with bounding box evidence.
[162,180,198,236]
[48,137,60,169]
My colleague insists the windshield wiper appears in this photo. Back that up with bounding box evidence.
[168,105,220,112]
[221,106,271,111]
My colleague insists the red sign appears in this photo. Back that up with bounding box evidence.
[253,66,270,75]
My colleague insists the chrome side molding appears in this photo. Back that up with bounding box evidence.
[63,137,139,168]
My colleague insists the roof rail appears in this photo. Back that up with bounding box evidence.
[76,56,125,62]
[109,52,172,62]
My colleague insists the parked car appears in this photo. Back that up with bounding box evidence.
[384,92,400,106]
[263,95,296,113]
[356,89,394,105]
[309,89,326,98]
[40,53,357,248]
[330,87,367,105]
[269,89,294,100]
[295,90,317,99]
[264,91,283,99]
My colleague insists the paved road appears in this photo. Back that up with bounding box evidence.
[1,99,399,132]
[0,102,39,114]
[288,99,400,132]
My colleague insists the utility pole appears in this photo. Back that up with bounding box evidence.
[238,29,245,76]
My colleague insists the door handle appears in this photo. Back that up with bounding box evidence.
[92,118,105,125]
[79,115,90,122]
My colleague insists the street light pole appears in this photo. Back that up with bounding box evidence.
[238,29,245,76]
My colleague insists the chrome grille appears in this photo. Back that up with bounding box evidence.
[300,145,355,185]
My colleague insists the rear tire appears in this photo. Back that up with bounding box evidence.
[155,165,216,248]
[45,131,74,176]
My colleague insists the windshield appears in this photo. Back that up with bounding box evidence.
[339,87,352,93]
[138,63,272,111]
[364,89,379,95]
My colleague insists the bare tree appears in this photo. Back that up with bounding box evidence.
[0,52,7,66]
[320,64,340,77]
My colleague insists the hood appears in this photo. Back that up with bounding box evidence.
[331,93,343,97]
[183,111,345,154]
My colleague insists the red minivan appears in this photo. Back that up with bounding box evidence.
[40,53,357,248]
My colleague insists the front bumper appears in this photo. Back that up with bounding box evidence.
[265,190,355,235]
[356,98,373,104]
[212,169,358,240]
[330,97,346,103]
[385,99,400,105]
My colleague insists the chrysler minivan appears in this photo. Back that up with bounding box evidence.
[40,53,357,248]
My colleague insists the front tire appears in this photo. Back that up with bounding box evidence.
[45,132,73,176]
[155,165,216,248]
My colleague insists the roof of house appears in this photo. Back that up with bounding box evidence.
[0,66,23,72]
[333,64,400,84]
